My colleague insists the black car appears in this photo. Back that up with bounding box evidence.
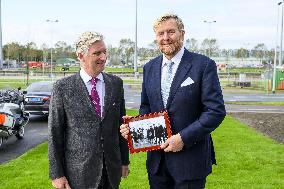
[24,81,53,115]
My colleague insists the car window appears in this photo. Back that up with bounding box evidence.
[26,82,53,92]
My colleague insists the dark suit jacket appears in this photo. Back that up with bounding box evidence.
[48,72,129,189]
[140,49,226,180]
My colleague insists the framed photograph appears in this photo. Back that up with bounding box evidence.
[124,111,172,153]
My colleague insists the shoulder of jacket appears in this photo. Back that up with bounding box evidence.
[185,51,215,68]
[53,74,77,88]
[104,72,121,81]
[103,73,123,86]
[190,51,213,62]
[144,55,162,70]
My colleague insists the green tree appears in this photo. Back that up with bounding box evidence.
[54,41,68,60]
[107,45,121,66]
[235,48,249,59]
[251,43,267,61]
[200,38,219,57]
[118,39,135,66]
[41,43,49,62]
[185,38,199,53]
[3,42,23,61]
[147,40,160,57]
[22,42,40,61]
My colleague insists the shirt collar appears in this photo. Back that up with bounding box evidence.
[162,46,185,67]
[80,68,104,84]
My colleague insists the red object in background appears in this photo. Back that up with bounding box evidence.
[26,61,48,69]
[278,80,284,90]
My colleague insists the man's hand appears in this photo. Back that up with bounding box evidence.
[52,176,71,189]
[160,133,184,152]
[120,115,132,139]
[121,165,130,178]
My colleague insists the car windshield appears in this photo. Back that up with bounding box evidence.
[26,82,53,92]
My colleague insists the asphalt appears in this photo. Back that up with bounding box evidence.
[225,104,284,113]
[0,115,48,164]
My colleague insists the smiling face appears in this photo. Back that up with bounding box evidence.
[79,40,107,77]
[155,18,185,60]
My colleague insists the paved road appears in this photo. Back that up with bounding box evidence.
[0,115,48,164]
[224,93,284,102]
[225,104,284,113]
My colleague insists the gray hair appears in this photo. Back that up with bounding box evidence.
[75,31,104,56]
[153,13,184,32]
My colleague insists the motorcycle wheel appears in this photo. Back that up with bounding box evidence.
[0,137,3,148]
[15,126,25,139]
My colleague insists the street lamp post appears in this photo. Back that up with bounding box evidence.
[0,0,3,70]
[279,1,284,67]
[273,1,283,94]
[46,19,58,81]
[203,20,216,57]
[134,0,138,78]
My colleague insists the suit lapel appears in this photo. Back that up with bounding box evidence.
[166,50,193,109]
[102,73,113,120]
[152,56,164,109]
[75,72,101,120]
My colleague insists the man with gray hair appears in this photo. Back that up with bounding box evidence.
[48,31,129,189]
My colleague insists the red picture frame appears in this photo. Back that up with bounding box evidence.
[124,111,172,154]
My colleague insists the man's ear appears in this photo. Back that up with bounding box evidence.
[78,53,84,61]
[180,30,185,41]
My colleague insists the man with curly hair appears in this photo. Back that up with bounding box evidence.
[48,31,129,189]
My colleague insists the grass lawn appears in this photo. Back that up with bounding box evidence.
[105,67,143,73]
[0,78,53,89]
[0,111,283,189]
[123,80,142,84]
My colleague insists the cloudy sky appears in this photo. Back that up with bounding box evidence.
[1,0,280,49]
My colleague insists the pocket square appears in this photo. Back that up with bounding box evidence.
[181,77,194,87]
[113,102,116,106]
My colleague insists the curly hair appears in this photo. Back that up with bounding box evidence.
[153,13,184,32]
[75,31,104,56]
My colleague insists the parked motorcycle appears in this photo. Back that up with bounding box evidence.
[0,88,30,148]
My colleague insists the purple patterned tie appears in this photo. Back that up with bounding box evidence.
[90,77,101,116]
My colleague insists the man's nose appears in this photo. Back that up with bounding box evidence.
[162,32,170,40]
[99,52,107,61]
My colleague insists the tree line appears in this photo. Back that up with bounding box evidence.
[3,38,275,67]
[3,41,76,63]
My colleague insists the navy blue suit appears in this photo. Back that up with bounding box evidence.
[140,49,226,182]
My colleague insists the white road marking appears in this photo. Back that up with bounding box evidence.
[126,101,135,104]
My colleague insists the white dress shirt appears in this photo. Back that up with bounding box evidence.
[80,69,105,116]
[161,47,185,84]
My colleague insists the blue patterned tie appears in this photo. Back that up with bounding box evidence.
[161,61,174,107]
[90,78,101,116]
